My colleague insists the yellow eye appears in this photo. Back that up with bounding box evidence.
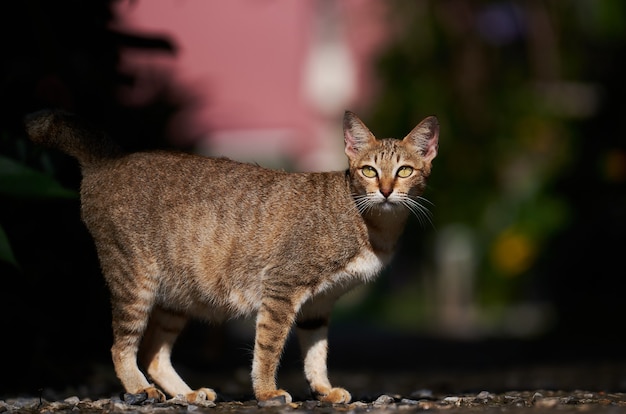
[397,166,414,178]
[361,166,377,178]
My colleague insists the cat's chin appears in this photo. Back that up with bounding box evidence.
[376,200,403,213]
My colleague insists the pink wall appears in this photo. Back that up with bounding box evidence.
[112,0,391,170]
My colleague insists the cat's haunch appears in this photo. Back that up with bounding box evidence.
[25,110,439,404]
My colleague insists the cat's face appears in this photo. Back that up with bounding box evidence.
[343,112,439,223]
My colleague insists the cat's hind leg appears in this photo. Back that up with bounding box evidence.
[296,316,351,403]
[140,306,217,402]
[107,262,165,402]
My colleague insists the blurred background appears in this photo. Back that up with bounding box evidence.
[1,0,625,399]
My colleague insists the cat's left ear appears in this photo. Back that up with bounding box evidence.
[343,111,376,158]
[403,116,439,163]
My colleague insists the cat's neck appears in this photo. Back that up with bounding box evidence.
[361,208,409,258]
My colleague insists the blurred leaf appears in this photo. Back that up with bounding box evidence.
[0,155,77,199]
[0,224,19,268]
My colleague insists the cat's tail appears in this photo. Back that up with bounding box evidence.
[24,109,122,167]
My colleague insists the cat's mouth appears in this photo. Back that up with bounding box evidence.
[353,193,407,215]
[377,198,402,211]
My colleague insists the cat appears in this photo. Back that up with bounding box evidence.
[25,109,439,404]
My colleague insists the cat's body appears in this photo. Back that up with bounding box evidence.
[25,110,438,404]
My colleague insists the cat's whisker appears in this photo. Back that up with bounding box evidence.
[414,195,435,206]
[407,194,434,216]
[352,193,376,215]
[398,194,435,229]
[351,195,365,214]
[403,201,426,227]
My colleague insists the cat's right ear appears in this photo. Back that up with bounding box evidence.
[403,116,439,163]
[343,111,376,158]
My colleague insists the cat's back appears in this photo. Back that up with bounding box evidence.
[82,151,252,204]
[80,150,364,246]
[81,150,349,211]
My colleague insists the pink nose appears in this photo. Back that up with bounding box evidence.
[380,189,392,198]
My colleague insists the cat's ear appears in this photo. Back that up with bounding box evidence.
[403,116,439,163]
[343,111,376,158]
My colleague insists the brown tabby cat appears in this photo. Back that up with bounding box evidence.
[25,110,438,404]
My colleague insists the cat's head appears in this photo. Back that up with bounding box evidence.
[343,111,439,221]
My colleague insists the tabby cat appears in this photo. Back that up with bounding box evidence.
[25,110,439,404]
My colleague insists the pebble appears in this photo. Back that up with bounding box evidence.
[409,389,434,400]
[302,400,319,410]
[63,396,80,405]
[373,394,395,406]
[534,397,560,408]
[257,395,287,407]
[476,391,493,400]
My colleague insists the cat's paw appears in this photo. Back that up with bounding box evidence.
[142,386,167,402]
[315,387,351,404]
[256,389,292,404]
[185,387,217,403]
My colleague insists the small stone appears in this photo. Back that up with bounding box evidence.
[410,389,434,400]
[258,395,287,407]
[195,399,217,408]
[168,395,189,406]
[373,394,396,406]
[303,400,319,410]
[45,401,68,411]
[535,397,559,408]
[416,401,437,410]
[122,391,148,405]
[89,399,112,410]
[476,391,492,400]
[63,396,80,405]
[109,400,128,411]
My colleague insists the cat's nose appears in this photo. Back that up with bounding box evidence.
[380,189,393,198]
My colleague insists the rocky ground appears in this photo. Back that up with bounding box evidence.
[2,388,626,413]
[3,360,626,413]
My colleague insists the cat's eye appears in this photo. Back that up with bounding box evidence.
[397,166,414,178]
[361,166,378,178]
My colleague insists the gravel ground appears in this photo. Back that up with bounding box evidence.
[2,389,626,413]
[3,361,626,414]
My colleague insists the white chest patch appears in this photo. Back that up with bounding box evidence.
[313,249,387,297]
[346,249,386,279]
[340,248,388,285]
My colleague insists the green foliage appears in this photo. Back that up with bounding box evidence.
[0,154,77,268]
[0,224,17,267]
[358,0,624,335]
[0,155,77,199]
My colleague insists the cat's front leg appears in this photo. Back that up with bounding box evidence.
[251,298,297,403]
[296,319,351,404]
